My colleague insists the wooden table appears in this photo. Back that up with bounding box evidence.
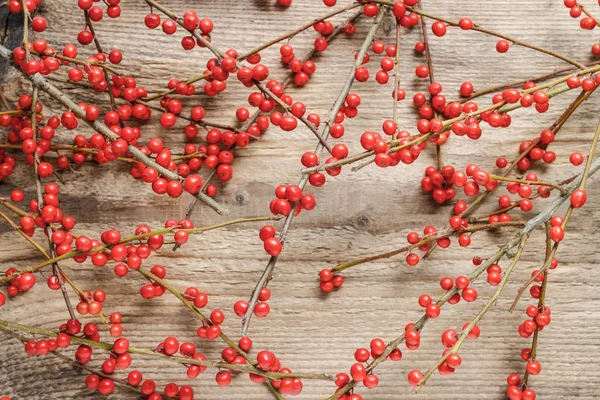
[1,0,599,398]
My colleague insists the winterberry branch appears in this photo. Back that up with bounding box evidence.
[133,268,321,400]
[144,0,334,154]
[455,61,600,104]
[367,0,586,69]
[330,171,596,399]
[0,319,333,381]
[238,2,360,60]
[331,221,523,274]
[28,86,76,321]
[415,234,529,391]
[0,328,147,396]
[241,6,390,337]
[141,71,212,101]
[520,227,552,389]
[510,117,600,310]
[0,43,229,215]
[488,175,566,195]
[136,100,243,132]
[173,10,362,250]
[328,243,513,400]
[467,175,576,223]
[0,208,102,321]
[0,215,279,284]
[455,86,596,222]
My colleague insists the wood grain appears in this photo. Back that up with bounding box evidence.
[1,0,600,399]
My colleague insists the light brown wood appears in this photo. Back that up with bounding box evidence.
[1,0,600,399]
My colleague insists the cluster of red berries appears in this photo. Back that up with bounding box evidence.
[144,9,213,51]
[317,268,344,293]
[13,182,71,237]
[3,269,36,297]
[255,350,304,396]
[9,0,121,76]
[405,322,479,388]
[563,0,600,51]
[88,336,194,398]
[72,288,106,317]
[262,184,316,255]
[333,337,404,400]
[361,128,425,167]
[24,332,71,356]
[420,165,457,204]
[234,287,271,318]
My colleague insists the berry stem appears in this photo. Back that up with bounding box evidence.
[488,174,566,194]
[32,50,119,74]
[21,0,29,60]
[578,4,600,27]
[467,175,577,223]
[456,61,600,104]
[416,0,443,169]
[391,19,401,136]
[141,71,213,102]
[82,9,120,113]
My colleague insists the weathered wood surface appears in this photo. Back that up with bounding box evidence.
[1,0,600,399]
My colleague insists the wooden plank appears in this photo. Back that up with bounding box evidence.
[1,0,600,399]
